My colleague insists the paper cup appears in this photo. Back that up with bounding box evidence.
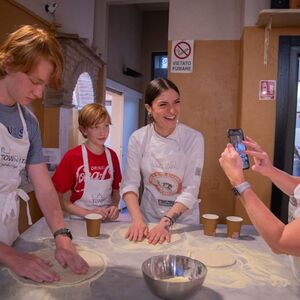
[201,214,219,236]
[85,213,103,237]
[226,216,243,239]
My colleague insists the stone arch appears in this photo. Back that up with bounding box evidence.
[43,34,104,107]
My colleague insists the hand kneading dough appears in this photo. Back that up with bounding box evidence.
[9,247,106,287]
[118,226,181,245]
[190,250,236,268]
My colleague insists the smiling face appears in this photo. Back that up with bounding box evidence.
[145,88,180,137]
[3,57,53,106]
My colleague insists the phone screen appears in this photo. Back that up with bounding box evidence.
[227,128,250,170]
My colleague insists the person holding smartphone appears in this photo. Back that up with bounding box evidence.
[120,78,204,245]
[219,136,300,282]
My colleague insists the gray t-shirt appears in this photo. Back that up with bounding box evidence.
[0,103,44,165]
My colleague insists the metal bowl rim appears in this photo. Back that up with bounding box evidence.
[141,254,208,280]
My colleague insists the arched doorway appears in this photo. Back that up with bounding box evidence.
[60,72,95,155]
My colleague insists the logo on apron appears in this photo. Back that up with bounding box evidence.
[149,172,182,196]
[91,191,106,206]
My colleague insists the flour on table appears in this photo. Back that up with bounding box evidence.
[188,243,291,289]
[9,246,107,288]
[189,249,236,268]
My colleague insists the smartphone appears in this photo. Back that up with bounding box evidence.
[227,128,250,170]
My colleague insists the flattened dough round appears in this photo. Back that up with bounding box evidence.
[9,247,106,287]
[190,250,236,268]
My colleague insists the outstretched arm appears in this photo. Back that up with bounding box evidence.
[27,163,89,275]
[244,136,300,195]
[219,143,300,255]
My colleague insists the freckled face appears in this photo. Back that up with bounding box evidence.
[146,88,180,137]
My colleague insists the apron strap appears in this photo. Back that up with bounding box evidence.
[17,188,32,225]
[1,193,18,223]
[102,148,114,179]
[1,189,32,225]
[81,144,91,179]
[17,104,29,138]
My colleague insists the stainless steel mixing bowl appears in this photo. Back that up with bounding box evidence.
[142,254,207,300]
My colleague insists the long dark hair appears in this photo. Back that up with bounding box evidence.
[145,78,180,107]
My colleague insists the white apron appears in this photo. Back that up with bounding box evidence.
[0,104,32,245]
[140,127,199,224]
[289,184,300,282]
[74,144,114,213]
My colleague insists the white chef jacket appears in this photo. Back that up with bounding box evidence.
[289,184,300,282]
[120,123,204,224]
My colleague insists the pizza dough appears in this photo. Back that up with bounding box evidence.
[9,247,106,287]
[118,226,181,245]
[190,249,236,268]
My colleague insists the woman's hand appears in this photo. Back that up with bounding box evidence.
[244,136,274,177]
[219,143,245,186]
[125,221,148,242]
[147,220,171,245]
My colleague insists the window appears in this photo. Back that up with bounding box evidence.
[72,72,94,108]
[151,52,168,79]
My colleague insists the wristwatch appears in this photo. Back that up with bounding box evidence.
[232,181,251,196]
[53,228,73,240]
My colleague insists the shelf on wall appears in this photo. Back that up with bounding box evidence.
[256,9,300,65]
[257,9,300,27]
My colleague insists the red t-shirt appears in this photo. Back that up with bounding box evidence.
[52,145,122,203]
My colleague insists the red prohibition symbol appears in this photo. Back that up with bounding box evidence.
[174,41,191,59]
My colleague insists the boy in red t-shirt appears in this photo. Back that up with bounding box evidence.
[52,103,122,220]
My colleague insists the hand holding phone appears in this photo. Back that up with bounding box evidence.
[227,128,250,170]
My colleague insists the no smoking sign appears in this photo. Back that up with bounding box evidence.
[171,40,194,73]
[174,41,191,59]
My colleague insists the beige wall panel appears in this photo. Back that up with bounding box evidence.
[43,107,60,148]
[0,1,48,43]
[169,40,240,223]
[0,0,51,147]
[237,27,300,223]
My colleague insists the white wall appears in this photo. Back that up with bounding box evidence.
[93,0,108,60]
[106,79,142,169]
[15,0,95,46]
[15,0,271,61]
[169,0,244,40]
[168,0,270,40]
[106,4,143,91]
[243,0,270,26]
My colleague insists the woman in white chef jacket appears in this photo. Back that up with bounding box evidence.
[219,136,300,282]
[120,78,204,245]
[0,25,88,283]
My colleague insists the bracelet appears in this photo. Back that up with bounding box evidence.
[53,228,73,240]
[163,215,174,226]
[232,181,251,196]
